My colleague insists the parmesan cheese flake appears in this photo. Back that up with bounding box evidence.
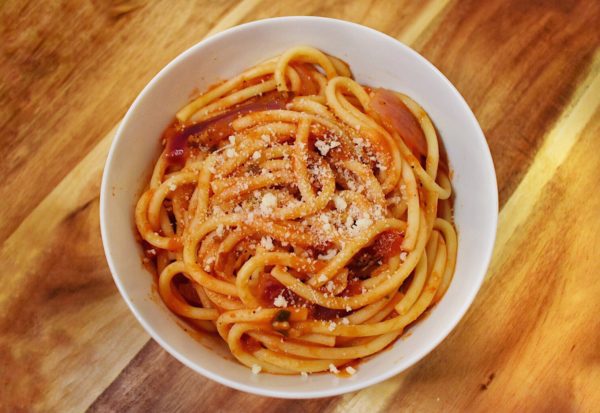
[333,196,347,211]
[326,281,335,292]
[260,192,277,215]
[354,216,373,231]
[317,249,337,261]
[315,140,331,156]
[273,293,288,308]
[260,236,274,251]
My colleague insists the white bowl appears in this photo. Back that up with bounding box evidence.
[100,16,498,398]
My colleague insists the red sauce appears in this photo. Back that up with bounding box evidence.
[259,275,284,303]
[372,230,404,259]
[162,91,292,165]
[291,63,319,95]
[341,277,363,297]
[172,274,203,306]
[310,305,347,320]
[240,335,263,353]
[399,273,414,294]
[304,240,336,259]
[347,230,404,278]
[256,274,306,307]
[141,240,158,260]
[370,88,428,158]
[167,237,183,250]
[163,122,187,165]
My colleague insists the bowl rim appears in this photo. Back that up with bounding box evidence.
[100,15,498,399]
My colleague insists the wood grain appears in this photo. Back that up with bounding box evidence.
[0,0,238,241]
[1,0,599,412]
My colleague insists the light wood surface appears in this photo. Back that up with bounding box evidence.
[1,1,599,411]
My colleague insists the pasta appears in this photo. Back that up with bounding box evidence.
[135,45,457,376]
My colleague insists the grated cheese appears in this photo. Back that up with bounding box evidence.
[333,196,347,211]
[315,140,331,156]
[317,249,337,261]
[354,216,373,231]
[274,293,288,308]
[260,192,277,215]
[203,256,215,272]
[260,236,274,251]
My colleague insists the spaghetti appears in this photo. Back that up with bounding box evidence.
[135,46,457,375]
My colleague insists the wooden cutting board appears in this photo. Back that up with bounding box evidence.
[1,0,599,411]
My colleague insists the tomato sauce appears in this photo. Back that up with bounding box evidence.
[162,91,292,165]
[256,274,307,307]
[341,277,363,297]
[141,239,158,260]
[172,274,203,306]
[370,88,427,158]
[310,305,347,320]
[372,230,404,259]
[291,63,319,95]
[347,230,404,278]
[240,334,263,353]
